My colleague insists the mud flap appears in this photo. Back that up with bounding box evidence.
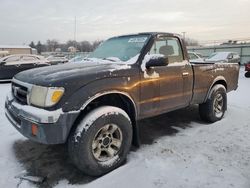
[132,120,141,147]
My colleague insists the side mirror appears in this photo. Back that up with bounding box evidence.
[145,55,168,69]
[0,61,6,65]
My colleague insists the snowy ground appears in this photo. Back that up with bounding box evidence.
[0,68,249,188]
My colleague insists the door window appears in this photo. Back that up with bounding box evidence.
[5,56,21,65]
[149,37,184,64]
[20,56,39,64]
[21,56,37,61]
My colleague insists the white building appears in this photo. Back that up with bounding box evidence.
[0,45,32,57]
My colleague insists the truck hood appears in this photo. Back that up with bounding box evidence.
[14,60,135,87]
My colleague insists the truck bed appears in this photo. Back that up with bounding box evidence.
[191,62,240,104]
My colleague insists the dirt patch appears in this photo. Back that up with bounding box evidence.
[13,141,95,187]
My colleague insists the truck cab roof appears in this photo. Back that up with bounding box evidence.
[114,32,181,38]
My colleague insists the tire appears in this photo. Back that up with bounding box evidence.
[199,84,227,123]
[245,72,250,78]
[68,106,132,176]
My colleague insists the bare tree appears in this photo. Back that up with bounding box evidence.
[184,38,199,46]
[79,41,92,52]
[32,39,104,52]
[46,39,59,52]
[92,40,103,51]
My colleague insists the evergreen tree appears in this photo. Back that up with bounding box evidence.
[29,41,35,48]
[36,41,42,54]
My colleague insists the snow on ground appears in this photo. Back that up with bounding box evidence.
[0,68,249,188]
[0,84,28,187]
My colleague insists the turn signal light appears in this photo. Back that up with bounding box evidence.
[51,90,64,103]
[31,124,38,136]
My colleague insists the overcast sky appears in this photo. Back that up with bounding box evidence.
[0,0,250,45]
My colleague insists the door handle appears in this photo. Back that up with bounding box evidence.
[182,72,189,76]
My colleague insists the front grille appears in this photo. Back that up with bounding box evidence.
[6,105,22,126]
[12,82,28,105]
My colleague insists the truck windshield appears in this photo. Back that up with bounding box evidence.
[88,35,150,63]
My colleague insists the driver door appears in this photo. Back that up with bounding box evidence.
[151,37,192,113]
[140,36,193,117]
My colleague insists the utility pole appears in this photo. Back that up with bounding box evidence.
[74,16,76,42]
[74,16,77,54]
[182,32,186,40]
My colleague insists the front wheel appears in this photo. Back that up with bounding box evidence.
[199,84,227,122]
[68,106,132,176]
[245,72,250,78]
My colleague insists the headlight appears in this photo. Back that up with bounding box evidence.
[29,85,64,107]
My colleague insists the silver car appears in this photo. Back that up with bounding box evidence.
[46,55,68,65]
[206,52,240,65]
[188,52,205,63]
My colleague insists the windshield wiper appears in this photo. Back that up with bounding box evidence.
[83,58,92,61]
[102,58,117,62]
[84,57,121,63]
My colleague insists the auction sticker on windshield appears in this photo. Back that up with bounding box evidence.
[128,37,148,43]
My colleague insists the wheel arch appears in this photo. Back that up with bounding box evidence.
[72,90,140,147]
[204,77,227,102]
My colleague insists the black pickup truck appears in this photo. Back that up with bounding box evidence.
[5,32,239,176]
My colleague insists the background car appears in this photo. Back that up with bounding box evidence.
[206,52,240,65]
[245,61,250,78]
[46,55,68,65]
[68,55,86,63]
[188,51,205,63]
[0,54,49,81]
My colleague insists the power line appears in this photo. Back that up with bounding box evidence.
[197,37,250,45]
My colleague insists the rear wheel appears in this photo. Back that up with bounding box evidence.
[199,84,227,122]
[68,106,132,176]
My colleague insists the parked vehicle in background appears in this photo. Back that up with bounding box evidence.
[46,55,68,65]
[0,54,49,81]
[245,61,250,78]
[68,55,86,63]
[188,51,205,63]
[206,52,240,65]
[5,32,240,176]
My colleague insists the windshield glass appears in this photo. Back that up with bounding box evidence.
[88,35,150,62]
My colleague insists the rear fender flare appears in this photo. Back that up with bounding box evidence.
[204,76,227,102]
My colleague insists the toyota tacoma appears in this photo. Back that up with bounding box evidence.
[5,32,240,176]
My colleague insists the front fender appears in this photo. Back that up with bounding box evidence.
[62,77,139,114]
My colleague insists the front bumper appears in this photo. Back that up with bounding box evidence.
[5,92,79,144]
